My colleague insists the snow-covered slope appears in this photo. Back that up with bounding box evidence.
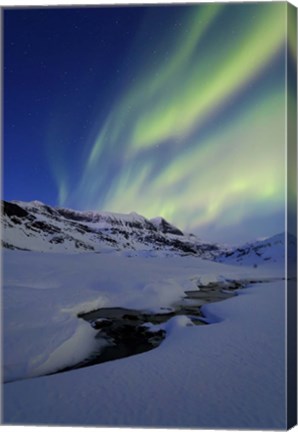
[1,200,223,258]
[216,232,296,266]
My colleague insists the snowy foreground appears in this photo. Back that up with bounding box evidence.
[3,249,286,428]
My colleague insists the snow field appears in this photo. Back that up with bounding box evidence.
[2,249,287,428]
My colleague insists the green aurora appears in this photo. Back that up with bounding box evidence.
[47,2,293,243]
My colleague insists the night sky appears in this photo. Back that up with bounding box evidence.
[3,3,292,243]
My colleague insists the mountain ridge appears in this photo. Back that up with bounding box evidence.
[1,200,294,266]
[1,200,222,258]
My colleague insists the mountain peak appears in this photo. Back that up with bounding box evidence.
[150,217,184,236]
[216,231,295,266]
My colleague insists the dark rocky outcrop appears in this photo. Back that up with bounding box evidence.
[2,201,29,218]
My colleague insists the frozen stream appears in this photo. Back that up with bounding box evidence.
[54,280,248,375]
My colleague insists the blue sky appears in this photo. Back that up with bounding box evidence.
[3,3,291,243]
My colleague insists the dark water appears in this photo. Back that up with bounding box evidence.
[55,280,245,375]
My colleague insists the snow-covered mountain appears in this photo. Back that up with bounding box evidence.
[1,200,223,258]
[2,200,294,265]
[216,232,296,266]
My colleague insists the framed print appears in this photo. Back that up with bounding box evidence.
[1,1,297,429]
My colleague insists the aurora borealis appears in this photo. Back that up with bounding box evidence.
[4,3,292,243]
